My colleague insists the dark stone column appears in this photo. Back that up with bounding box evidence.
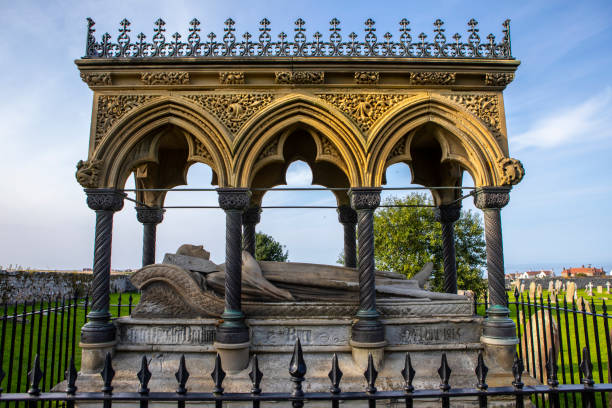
[337,205,357,268]
[242,206,261,257]
[474,187,516,340]
[81,188,125,344]
[434,204,461,294]
[349,188,384,344]
[136,206,164,267]
[216,188,251,344]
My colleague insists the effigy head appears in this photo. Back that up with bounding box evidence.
[176,244,210,260]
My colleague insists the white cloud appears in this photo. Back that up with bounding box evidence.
[511,88,612,150]
[285,161,313,186]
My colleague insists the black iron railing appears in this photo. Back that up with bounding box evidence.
[2,339,612,408]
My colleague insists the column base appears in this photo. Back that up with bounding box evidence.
[216,310,250,344]
[482,304,517,339]
[351,310,385,343]
[350,339,386,370]
[214,341,250,374]
[80,340,116,374]
[80,321,117,344]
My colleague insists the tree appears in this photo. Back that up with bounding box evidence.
[255,232,289,262]
[372,193,487,298]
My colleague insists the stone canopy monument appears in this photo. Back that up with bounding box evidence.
[74,16,523,400]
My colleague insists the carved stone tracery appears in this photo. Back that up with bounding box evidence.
[95,95,156,145]
[257,136,280,161]
[448,94,501,136]
[191,138,213,163]
[485,73,514,87]
[186,94,274,134]
[80,72,112,86]
[319,137,341,159]
[219,72,245,84]
[318,93,411,132]
[354,72,379,84]
[140,72,190,85]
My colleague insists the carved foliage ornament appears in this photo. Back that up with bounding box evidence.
[217,189,251,211]
[485,73,514,87]
[474,187,510,210]
[350,188,382,210]
[497,157,524,186]
[275,71,324,84]
[191,138,213,163]
[80,72,112,86]
[448,94,501,136]
[76,159,103,188]
[318,93,411,132]
[319,137,341,159]
[389,136,408,160]
[186,94,273,134]
[85,189,126,212]
[140,72,190,85]
[410,72,456,85]
[136,207,165,224]
[257,136,280,162]
[219,72,245,84]
[354,72,379,84]
[95,95,156,144]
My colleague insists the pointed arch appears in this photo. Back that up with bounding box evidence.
[233,94,365,187]
[367,94,508,188]
[91,97,232,189]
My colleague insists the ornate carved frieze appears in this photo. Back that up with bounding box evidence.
[485,73,514,87]
[185,93,274,134]
[349,188,382,210]
[136,207,165,224]
[85,188,126,212]
[275,71,324,84]
[95,95,156,145]
[318,93,411,132]
[447,94,501,136]
[410,72,456,85]
[257,136,280,161]
[389,136,408,160]
[319,138,341,159]
[75,159,103,188]
[191,138,213,162]
[219,72,245,84]
[80,72,112,86]
[497,157,524,186]
[140,72,190,85]
[354,72,379,84]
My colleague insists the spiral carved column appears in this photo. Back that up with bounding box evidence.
[349,188,384,344]
[337,205,357,268]
[136,207,164,267]
[242,206,261,257]
[217,188,251,344]
[435,205,461,294]
[81,188,125,344]
[474,187,517,342]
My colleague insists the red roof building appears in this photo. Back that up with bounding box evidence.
[561,265,605,277]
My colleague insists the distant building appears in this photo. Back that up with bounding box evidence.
[506,270,554,280]
[561,265,605,278]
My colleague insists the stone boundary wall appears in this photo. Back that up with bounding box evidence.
[506,276,612,290]
[0,270,136,302]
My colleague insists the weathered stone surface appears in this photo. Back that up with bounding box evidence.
[162,253,219,274]
[520,309,559,382]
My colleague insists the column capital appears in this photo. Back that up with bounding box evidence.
[217,188,251,211]
[242,205,261,225]
[474,187,510,210]
[136,206,165,224]
[85,188,126,212]
[434,204,461,224]
[337,205,357,224]
[349,188,382,211]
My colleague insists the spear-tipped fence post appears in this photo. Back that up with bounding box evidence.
[580,347,595,408]
[27,354,43,408]
[289,338,306,408]
[438,353,451,408]
[512,352,524,408]
[475,351,488,408]
[211,353,226,408]
[328,353,343,408]
[175,354,189,408]
[136,355,151,408]
[249,354,263,408]
[0,368,4,394]
[100,352,114,408]
[546,347,559,407]
[66,356,78,408]
[401,353,415,408]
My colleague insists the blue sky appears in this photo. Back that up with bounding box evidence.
[0,0,610,274]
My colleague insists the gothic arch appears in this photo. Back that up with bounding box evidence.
[233,94,365,187]
[91,97,232,190]
[367,95,509,189]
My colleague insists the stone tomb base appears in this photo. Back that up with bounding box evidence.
[74,299,528,406]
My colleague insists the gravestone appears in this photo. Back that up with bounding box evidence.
[607,281,611,294]
[597,285,603,294]
[529,282,537,301]
[520,309,560,382]
[566,282,577,303]
[536,283,543,299]
[555,280,563,292]
[520,283,525,294]
[577,296,592,313]
[548,281,554,293]
[586,282,593,296]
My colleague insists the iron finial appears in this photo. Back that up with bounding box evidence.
[546,348,558,387]
[512,352,524,389]
[249,354,263,394]
[66,357,78,395]
[175,354,189,394]
[100,352,115,394]
[289,338,306,401]
[211,353,226,395]
[580,347,594,386]
[328,353,343,394]
[438,353,451,392]
[137,355,151,395]
[475,351,488,390]
[401,353,415,393]
[27,355,43,396]
[364,353,378,394]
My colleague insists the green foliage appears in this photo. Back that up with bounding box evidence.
[255,232,289,262]
[373,194,487,298]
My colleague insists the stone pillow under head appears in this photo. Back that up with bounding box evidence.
[241,251,294,301]
[176,244,210,260]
